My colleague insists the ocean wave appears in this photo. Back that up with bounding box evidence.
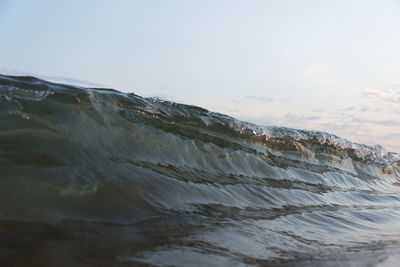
[1,74,400,266]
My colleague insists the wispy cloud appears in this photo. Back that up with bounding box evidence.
[350,117,400,127]
[284,114,322,122]
[245,95,275,103]
[312,108,324,113]
[360,85,400,111]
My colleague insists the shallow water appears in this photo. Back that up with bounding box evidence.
[1,74,400,266]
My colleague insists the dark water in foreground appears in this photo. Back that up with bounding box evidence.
[1,74,400,266]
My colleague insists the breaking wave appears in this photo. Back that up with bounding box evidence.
[1,74,400,266]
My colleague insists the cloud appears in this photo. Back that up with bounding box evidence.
[384,133,400,138]
[312,108,324,113]
[360,85,400,110]
[244,95,275,103]
[283,114,322,123]
[373,120,400,126]
[355,118,400,127]
[360,91,382,98]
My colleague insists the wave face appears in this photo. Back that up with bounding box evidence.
[1,74,400,266]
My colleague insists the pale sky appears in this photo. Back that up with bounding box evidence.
[1,0,400,152]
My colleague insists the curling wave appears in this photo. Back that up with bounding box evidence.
[1,74,400,266]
